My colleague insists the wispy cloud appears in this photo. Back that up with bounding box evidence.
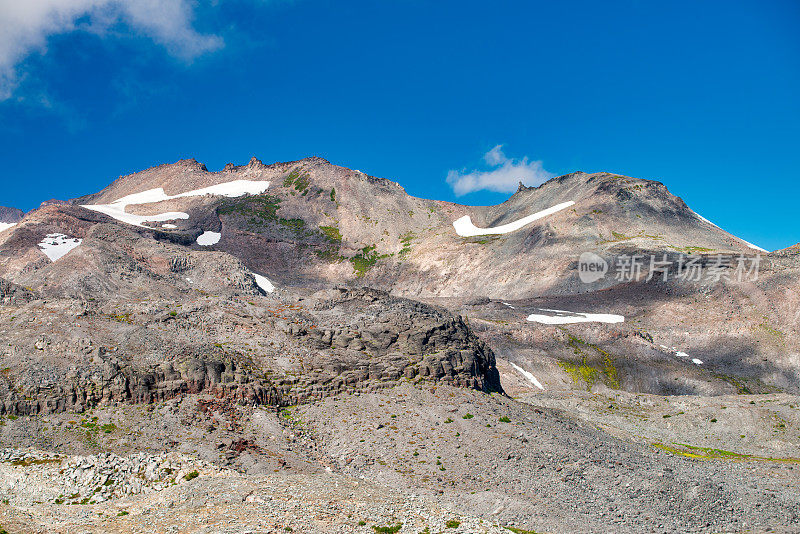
[446,145,554,196]
[0,0,223,100]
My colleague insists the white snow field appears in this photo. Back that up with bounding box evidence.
[196,231,221,246]
[0,222,16,232]
[254,274,275,293]
[509,361,544,390]
[82,179,271,229]
[526,309,625,325]
[675,351,703,365]
[161,224,177,229]
[692,210,768,252]
[38,233,82,261]
[453,200,575,237]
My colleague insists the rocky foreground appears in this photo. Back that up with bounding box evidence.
[0,383,798,533]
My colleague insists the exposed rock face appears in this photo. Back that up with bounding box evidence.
[0,288,500,416]
[0,223,501,416]
[286,288,501,392]
[0,206,23,223]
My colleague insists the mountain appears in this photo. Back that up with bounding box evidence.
[1,155,798,396]
[0,206,23,224]
[0,156,798,533]
[68,157,765,298]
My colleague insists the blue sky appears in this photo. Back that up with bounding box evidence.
[0,0,798,250]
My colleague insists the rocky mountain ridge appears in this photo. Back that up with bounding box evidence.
[0,156,798,533]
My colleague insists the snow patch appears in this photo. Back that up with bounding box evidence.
[509,362,544,390]
[162,224,177,229]
[675,350,703,365]
[453,201,575,237]
[82,179,271,229]
[692,210,768,253]
[83,203,189,229]
[38,233,82,262]
[254,274,275,293]
[693,211,721,229]
[196,231,221,246]
[0,222,16,232]
[526,309,624,325]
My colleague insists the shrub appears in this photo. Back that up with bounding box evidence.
[372,524,402,533]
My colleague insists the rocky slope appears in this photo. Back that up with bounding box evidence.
[0,155,797,397]
[0,155,797,533]
[1,384,798,533]
[0,207,22,224]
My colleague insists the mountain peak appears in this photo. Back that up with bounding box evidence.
[176,158,209,172]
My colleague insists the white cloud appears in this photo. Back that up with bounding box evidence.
[446,145,555,196]
[0,0,223,100]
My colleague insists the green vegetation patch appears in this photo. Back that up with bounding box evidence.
[504,527,541,534]
[349,245,389,276]
[319,225,342,243]
[372,524,402,534]
[219,194,330,244]
[399,231,415,257]
[598,230,664,244]
[218,194,282,223]
[283,168,311,194]
[9,458,61,467]
[462,235,502,245]
[653,442,800,463]
[675,246,713,253]
[109,313,133,324]
[712,373,754,395]
[558,334,620,390]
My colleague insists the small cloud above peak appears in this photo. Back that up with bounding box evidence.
[446,145,555,196]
